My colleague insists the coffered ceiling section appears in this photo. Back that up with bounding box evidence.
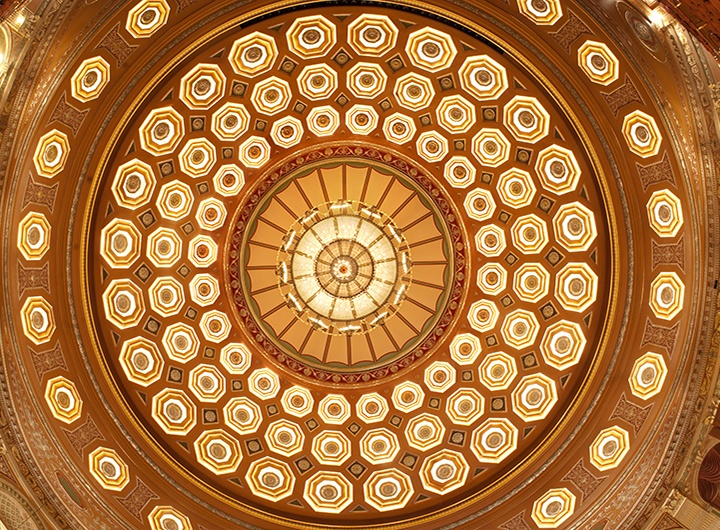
[1,0,701,529]
[83,6,612,524]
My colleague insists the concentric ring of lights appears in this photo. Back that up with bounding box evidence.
[277,199,413,335]
[71,3,624,524]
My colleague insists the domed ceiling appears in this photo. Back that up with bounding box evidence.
[0,0,717,529]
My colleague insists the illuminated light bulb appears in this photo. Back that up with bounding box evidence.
[649,8,665,27]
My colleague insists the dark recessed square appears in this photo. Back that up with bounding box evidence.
[400,452,417,469]
[522,353,538,369]
[138,209,156,229]
[231,81,247,97]
[335,93,349,107]
[245,439,263,455]
[461,370,473,382]
[305,418,319,431]
[295,457,313,474]
[168,367,183,383]
[333,48,351,67]
[279,56,297,74]
[196,182,209,195]
[541,302,558,320]
[255,119,267,132]
[347,461,366,478]
[480,172,493,185]
[222,147,233,159]
[498,210,511,224]
[184,307,197,320]
[191,117,205,131]
[267,404,279,416]
[485,335,497,347]
[545,248,564,267]
[144,317,160,335]
[516,148,532,164]
[293,101,307,114]
[504,253,518,266]
[134,264,152,283]
[449,431,466,446]
[482,107,497,121]
[379,98,392,111]
[181,222,194,235]
[428,397,441,410]
[500,295,514,307]
[437,74,455,91]
[347,422,361,436]
[389,415,403,428]
[177,265,191,278]
[454,139,465,151]
[159,160,174,176]
[419,113,432,126]
[203,346,215,359]
[203,409,218,424]
[387,54,405,72]
[232,380,243,391]
[491,397,506,411]
[538,195,555,213]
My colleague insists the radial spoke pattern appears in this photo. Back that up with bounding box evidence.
[240,159,451,369]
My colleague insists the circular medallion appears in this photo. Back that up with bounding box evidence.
[230,149,464,380]
[282,205,408,323]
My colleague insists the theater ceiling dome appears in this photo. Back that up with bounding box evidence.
[0,0,717,529]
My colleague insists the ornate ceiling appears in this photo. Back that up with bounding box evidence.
[0,0,719,529]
